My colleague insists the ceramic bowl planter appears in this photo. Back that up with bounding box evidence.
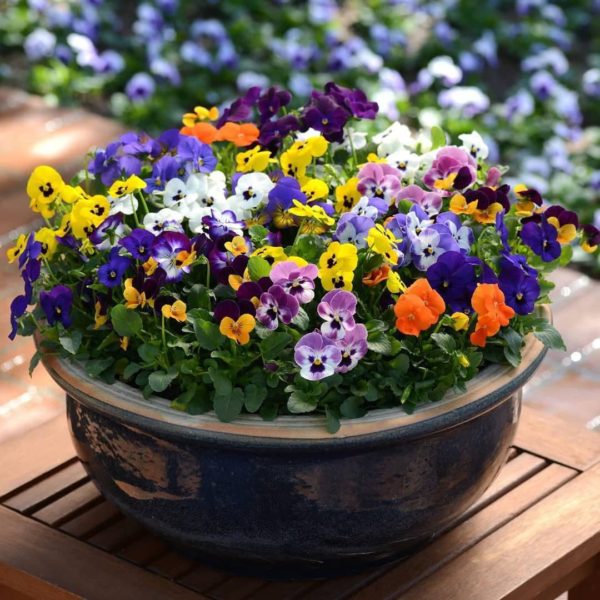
[40,318,547,578]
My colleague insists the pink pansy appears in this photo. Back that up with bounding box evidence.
[396,184,443,215]
[335,324,368,373]
[357,162,402,205]
[422,146,477,196]
[317,289,357,341]
[269,260,319,304]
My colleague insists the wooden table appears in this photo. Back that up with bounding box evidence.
[0,405,599,600]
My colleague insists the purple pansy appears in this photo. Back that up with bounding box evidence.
[294,332,342,381]
[89,214,125,250]
[317,289,357,341]
[151,232,194,282]
[334,213,374,249]
[335,324,368,373]
[258,114,301,151]
[423,146,477,195]
[302,93,349,142]
[324,82,379,119]
[213,298,256,323]
[426,251,478,312]
[357,162,402,205]
[436,212,474,253]
[257,87,292,124]
[410,225,461,271]
[9,290,30,340]
[120,228,155,261]
[520,220,561,262]
[256,285,299,330]
[396,184,443,215]
[270,261,319,304]
[498,265,540,315]
[177,136,217,174]
[98,248,131,288]
[40,285,73,328]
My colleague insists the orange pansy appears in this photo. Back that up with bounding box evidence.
[217,122,260,147]
[406,278,446,319]
[362,264,390,287]
[219,314,256,345]
[394,294,438,336]
[180,122,220,144]
[469,283,515,347]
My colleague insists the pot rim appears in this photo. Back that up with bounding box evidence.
[39,305,550,445]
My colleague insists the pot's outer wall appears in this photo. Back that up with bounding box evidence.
[67,390,520,575]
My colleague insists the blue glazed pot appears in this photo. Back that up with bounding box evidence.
[41,318,547,578]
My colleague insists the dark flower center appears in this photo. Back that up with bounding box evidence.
[39,183,54,198]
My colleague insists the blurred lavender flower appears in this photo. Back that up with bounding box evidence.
[308,0,338,24]
[125,73,156,103]
[150,57,181,86]
[522,48,568,76]
[583,69,600,98]
[530,70,557,100]
[504,89,534,121]
[438,87,490,118]
[24,28,56,60]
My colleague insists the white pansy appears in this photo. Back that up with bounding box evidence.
[296,128,323,141]
[386,148,421,180]
[186,171,227,212]
[109,193,138,216]
[372,122,416,156]
[351,197,380,220]
[458,131,489,161]
[143,208,184,235]
[161,177,199,215]
[332,128,368,153]
[228,172,274,220]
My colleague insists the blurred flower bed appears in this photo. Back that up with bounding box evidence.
[1,0,600,271]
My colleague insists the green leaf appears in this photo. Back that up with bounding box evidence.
[148,369,178,393]
[431,332,456,354]
[59,330,83,355]
[85,358,114,378]
[259,332,292,361]
[559,244,573,267]
[29,351,42,377]
[532,320,566,351]
[367,330,392,354]
[292,306,310,330]
[248,224,269,246]
[208,367,233,396]
[325,407,341,434]
[214,387,243,422]
[123,362,143,380]
[247,256,271,280]
[193,318,225,351]
[244,383,267,413]
[431,125,447,149]
[292,234,326,263]
[137,343,160,364]
[365,319,387,334]
[389,353,409,374]
[340,397,366,418]
[287,391,317,413]
[110,304,142,338]
[187,284,210,309]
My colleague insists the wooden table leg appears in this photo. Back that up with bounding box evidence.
[570,556,600,600]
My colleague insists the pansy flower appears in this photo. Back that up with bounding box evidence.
[463,185,511,224]
[256,285,299,330]
[426,251,478,312]
[143,208,185,235]
[543,205,579,244]
[161,300,187,322]
[582,224,600,253]
[294,332,342,381]
[394,279,445,336]
[334,213,374,249]
[513,184,543,217]
[40,285,73,328]
[435,212,474,253]
[270,261,318,304]
[366,224,402,264]
[396,185,443,215]
[318,242,358,291]
[98,248,132,288]
[302,93,349,142]
[423,146,477,196]
[107,174,146,214]
[27,166,65,217]
[88,214,126,251]
[202,209,245,239]
[177,136,217,174]
[70,196,111,239]
[6,234,29,264]
[228,172,275,220]
[520,220,561,262]
[161,177,199,215]
[335,324,368,373]
[152,232,196,282]
[458,131,489,161]
[357,162,402,205]
[498,264,540,315]
[351,196,388,219]
[236,147,271,173]
[217,122,260,147]
[470,283,515,347]
[410,225,460,271]
[317,289,357,341]
[335,178,361,213]
[9,291,30,340]
[120,228,155,261]
[265,177,307,229]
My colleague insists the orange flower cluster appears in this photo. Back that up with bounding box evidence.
[470,283,515,347]
[180,122,259,147]
[394,279,445,336]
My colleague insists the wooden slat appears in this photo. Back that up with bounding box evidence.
[0,505,207,600]
[0,571,81,600]
[147,552,197,580]
[86,516,145,552]
[515,406,600,471]
[59,501,122,538]
[207,575,270,600]
[3,461,88,514]
[344,464,577,600]
[31,480,102,526]
[244,579,316,600]
[394,465,600,600]
[117,534,170,566]
[0,416,75,498]
[176,564,228,593]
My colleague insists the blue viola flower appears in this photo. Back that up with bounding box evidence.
[410,224,460,271]
[177,136,217,174]
[8,287,30,340]
[120,228,155,261]
[98,248,131,288]
[152,231,195,282]
[426,251,478,313]
[334,213,374,249]
[498,265,540,315]
[125,72,156,104]
[266,177,306,228]
[436,211,474,253]
[40,285,73,328]
[145,155,181,192]
[520,220,561,262]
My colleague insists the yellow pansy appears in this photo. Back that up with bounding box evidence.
[546,217,577,244]
[320,269,355,291]
[387,270,406,294]
[289,200,334,227]
[6,234,28,264]
[124,278,151,309]
[228,269,251,291]
[108,175,147,198]
[182,105,219,127]
[291,136,329,159]
[318,242,358,291]
[252,245,288,263]
[366,225,400,265]
[120,337,129,351]
[219,314,256,345]
[224,236,250,256]
[473,202,504,225]
[335,178,361,213]
[280,149,310,182]
[236,147,271,173]
[449,193,478,216]
[451,312,470,331]
[70,195,110,239]
[34,227,58,259]
[94,301,109,329]
[161,300,187,322]
[142,257,159,275]
[26,166,65,206]
[60,185,89,205]
[367,153,387,163]
[302,178,329,202]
